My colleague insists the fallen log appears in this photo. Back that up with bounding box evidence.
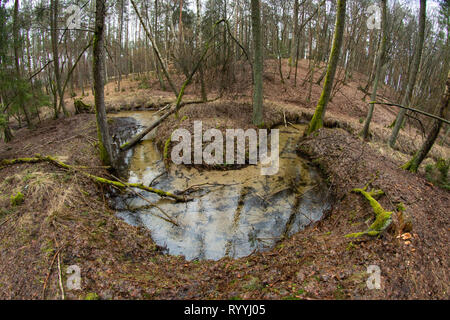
[119,96,222,152]
[0,155,188,202]
[120,105,176,151]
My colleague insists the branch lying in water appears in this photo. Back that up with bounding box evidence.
[0,155,189,203]
[111,174,180,226]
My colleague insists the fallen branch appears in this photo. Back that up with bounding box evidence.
[370,101,450,125]
[0,155,188,202]
[120,105,176,151]
[42,244,65,299]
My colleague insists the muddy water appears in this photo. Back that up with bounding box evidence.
[110,111,331,261]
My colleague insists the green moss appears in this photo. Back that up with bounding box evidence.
[242,277,263,291]
[10,192,24,207]
[163,137,171,161]
[396,202,406,212]
[345,187,392,238]
[420,158,450,190]
[346,241,357,251]
[85,292,100,300]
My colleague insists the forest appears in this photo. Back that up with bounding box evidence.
[0,0,448,301]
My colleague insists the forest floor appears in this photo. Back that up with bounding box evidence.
[0,59,448,299]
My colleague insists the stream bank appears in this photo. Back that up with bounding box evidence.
[109,110,331,261]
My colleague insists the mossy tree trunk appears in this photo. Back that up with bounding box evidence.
[251,0,264,127]
[403,72,449,173]
[306,0,347,135]
[389,0,426,148]
[361,0,388,140]
[93,0,114,167]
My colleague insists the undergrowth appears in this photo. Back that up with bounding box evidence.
[425,158,449,190]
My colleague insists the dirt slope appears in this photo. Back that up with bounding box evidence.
[0,59,448,300]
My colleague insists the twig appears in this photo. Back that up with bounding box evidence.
[149,172,167,187]
[288,122,304,133]
[57,252,65,300]
[177,182,239,196]
[370,101,450,125]
[42,245,65,299]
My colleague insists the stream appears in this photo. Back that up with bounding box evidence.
[109,111,331,261]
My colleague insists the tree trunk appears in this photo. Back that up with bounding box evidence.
[154,0,166,91]
[13,0,32,128]
[361,0,388,140]
[389,0,426,148]
[196,0,207,102]
[402,72,449,173]
[306,0,347,135]
[51,0,68,117]
[288,0,299,80]
[251,0,264,127]
[116,0,124,92]
[93,0,114,167]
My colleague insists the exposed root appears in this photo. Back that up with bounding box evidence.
[345,185,393,238]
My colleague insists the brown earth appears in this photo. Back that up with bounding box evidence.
[0,59,448,300]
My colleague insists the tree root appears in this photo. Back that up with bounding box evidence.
[345,186,393,238]
[0,155,189,202]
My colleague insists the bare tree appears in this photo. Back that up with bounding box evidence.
[389,0,427,148]
[251,0,264,126]
[93,0,114,167]
[403,72,449,172]
[361,0,388,139]
[306,0,347,135]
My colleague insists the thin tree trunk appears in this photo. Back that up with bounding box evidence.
[306,0,347,135]
[51,0,68,117]
[13,0,32,128]
[130,0,179,97]
[93,0,114,167]
[251,0,264,126]
[154,0,166,91]
[361,0,388,140]
[288,0,299,80]
[389,0,426,148]
[403,72,449,172]
[117,0,124,92]
[196,0,207,102]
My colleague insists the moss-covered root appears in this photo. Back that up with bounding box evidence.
[74,99,93,114]
[345,188,393,238]
[0,155,188,203]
